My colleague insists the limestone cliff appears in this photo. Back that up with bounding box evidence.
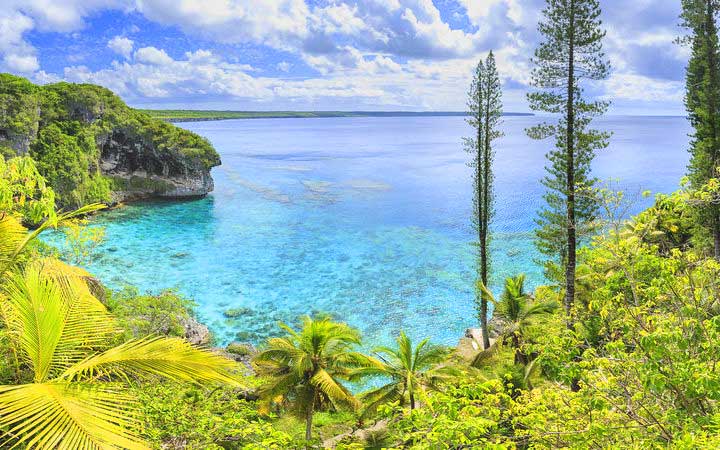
[0,73,221,207]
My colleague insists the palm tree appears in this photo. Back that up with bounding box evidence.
[253,316,365,442]
[475,274,558,366]
[350,331,455,415]
[0,259,240,449]
[0,212,240,448]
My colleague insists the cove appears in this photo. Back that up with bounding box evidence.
[51,115,691,347]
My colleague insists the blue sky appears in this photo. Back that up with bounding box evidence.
[1,1,688,114]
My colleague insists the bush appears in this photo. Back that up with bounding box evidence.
[105,288,197,341]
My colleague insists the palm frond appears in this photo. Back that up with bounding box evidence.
[62,336,240,385]
[471,340,502,368]
[0,382,147,450]
[0,204,106,274]
[3,262,117,382]
[358,383,402,418]
[311,369,357,409]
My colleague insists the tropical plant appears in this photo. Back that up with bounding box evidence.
[253,316,364,442]
[475,275,558,366]
[0,258,240,449]
[0,204,104,278]
[0,155,56,225]
[351,331,455,415]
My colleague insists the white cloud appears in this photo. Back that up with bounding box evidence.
[134,46,173,65]
[134,0,310,49]
[4,53,39,72]
[603,73,683,102]
[108,35,134,59]
[0,0,689,111]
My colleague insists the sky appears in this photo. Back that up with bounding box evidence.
[0,0,690,114]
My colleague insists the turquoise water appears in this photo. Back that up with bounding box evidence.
[54,116,690,346]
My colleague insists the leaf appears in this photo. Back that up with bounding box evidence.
[62,336,241,386]
[0,382,148,450]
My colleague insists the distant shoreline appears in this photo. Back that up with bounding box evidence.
[137,109,535,123]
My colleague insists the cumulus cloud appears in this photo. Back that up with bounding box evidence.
[108,35,134,59]
[0,0,691,110]
[134,0,310,49]
[134,46,173,65]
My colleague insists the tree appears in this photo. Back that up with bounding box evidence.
[681,0,720,259]
[0,254,239,449]
[350,331,455,415]
[476,275,558,365]
[253,316,364,442]
[465,51,504,349]
[527,0,610,323]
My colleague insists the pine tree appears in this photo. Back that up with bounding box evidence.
[527,0,610,322]
[465,51,503,349]
[681,0,720,259]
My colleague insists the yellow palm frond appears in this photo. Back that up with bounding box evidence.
[0,204,106,275]
[311,368,357,409]
[3,264,118,382]
[0,214,27,271]
[62,336,241,386]
[0,382,148,450]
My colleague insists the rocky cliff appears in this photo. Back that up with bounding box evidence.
[0,73,220,207]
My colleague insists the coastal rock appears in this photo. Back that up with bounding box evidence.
[213,342,256,372]
[99,130,217,203]
[180,316,212,346]
[0,74,220,206]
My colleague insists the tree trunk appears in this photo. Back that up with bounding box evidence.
[714,218,720,260]
[512,333,525,365]
[481,83,492,350]
[305,393,315,443]
[409,392,416,410]
[565,0,577,328]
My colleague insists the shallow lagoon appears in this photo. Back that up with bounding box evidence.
[62,115,690,346]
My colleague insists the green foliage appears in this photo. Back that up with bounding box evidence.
[106,288,197,341]
[0,74,220,208]
[379,379,516,449]
[0,210,239,448]
[253,315,365,441]
[478,275,558,366]
[350,331,455,415]
[136,383,293,449]
[226,342,254,357]
[0,154,56,224]
[59,218,106,265]
[0,74,40,147]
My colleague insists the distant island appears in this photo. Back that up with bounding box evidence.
[140,109,534,122]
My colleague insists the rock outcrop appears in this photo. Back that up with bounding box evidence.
[0,73,221,207]
[99,129,216,203]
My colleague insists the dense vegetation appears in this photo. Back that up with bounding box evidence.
[3,0,720,448]
[0,74,220,209]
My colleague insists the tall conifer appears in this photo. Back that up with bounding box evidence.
[465,51,503,349]
[682,0,720,259]
[527,0,610,322]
